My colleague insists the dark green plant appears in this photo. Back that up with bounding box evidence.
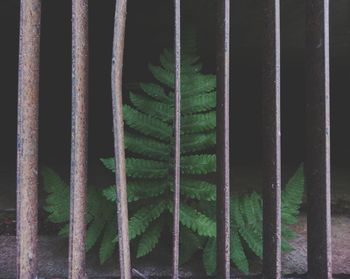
[43,29,304,274]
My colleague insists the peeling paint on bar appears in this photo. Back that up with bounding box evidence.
[172,0,181,278]
[216,0,230,278]
[111,0,131,278]
[16,0,41,278]
[68,0,89,278]
[305,0,332,278]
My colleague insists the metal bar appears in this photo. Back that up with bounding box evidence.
[68,0,89,278]
[111,1,131,278]
[216,0,230,277]
[172,0,181,278]
[262,0,281,278]
[305,0,332,278]
[16,0,41,278]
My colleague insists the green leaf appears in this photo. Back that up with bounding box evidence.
[181,154,216,174]
[282,165,304,225]
[203,238,216,275]
[42,168,70,223]
[182,92,216,114]
[86,213,107,251]
[180,178,216,201]
[182,111,216,134]
[124,132,169,161]
[126,159,168,178]
[86,203,114,251]
[99,222,117,264]
[181,74,216,95]
[58,224,69,237]
[181,132,216,154]
[180,226,203,264]
[149,64,174,89]
[101,158,168,178]
[129,92,173,122]
[163,48,200,68]
[123,105,171,141]
[231,232,249,274]
[103,181,165,203]
[129,201,166,240]
[136,221,163,258]
[238,226,263,258]
[139,82,170,102]
[179,204,216,237]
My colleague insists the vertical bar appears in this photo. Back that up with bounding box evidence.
[68,0,89,278]
[172,0,181,278]
[111,1,131,278]
[16,0,41,278]
[262,0,281,278]
[216,0,230,277]
[305,0,332,278]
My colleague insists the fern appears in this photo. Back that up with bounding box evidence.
[43,28,304,274]
[136,220,163,258]
[100,28,218,263]
[203,238,216,275]
[42,168,116,264]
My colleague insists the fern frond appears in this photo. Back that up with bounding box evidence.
[129,92,173,122]
[101,158,168,178]
[163,48,200,69]
[86,216,107,251]
[179,203,216,237]
[230,197,245,228]
[238,226,263,258]
[139,82,170,102]
[149,64,215,96]
[58,224,69,237]
[129,201,166,240]
[181,111,216,134]
[103,180,165,203]
[42,168,69,223]
[181,132,216,154]
[181,74,216,95]
[123,105,171,141]
[125,132,169,161]
[282,165,304,225]
[136,220,163,258]
[182,92,216,114]
[148,64,174,89]
[180,178,216,201]
[241,193,263,230]
[99,221,117,264]
[159,47,202,75]
[181,154,216,174]
[180,226,203,264]
[231,232,249,274]
[126,158,168,178]
[203,238,216,276]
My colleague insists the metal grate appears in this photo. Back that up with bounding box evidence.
[14,0,334,278]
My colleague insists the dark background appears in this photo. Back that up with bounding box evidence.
[0,0,349,185]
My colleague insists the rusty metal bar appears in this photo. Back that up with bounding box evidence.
[68,0,89,278]
[111,1,131,278]
[172,0,181,278]
[305,0,332,278]
[216,0,230,277]
[16,0,41,278]
[262,0,281,278]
